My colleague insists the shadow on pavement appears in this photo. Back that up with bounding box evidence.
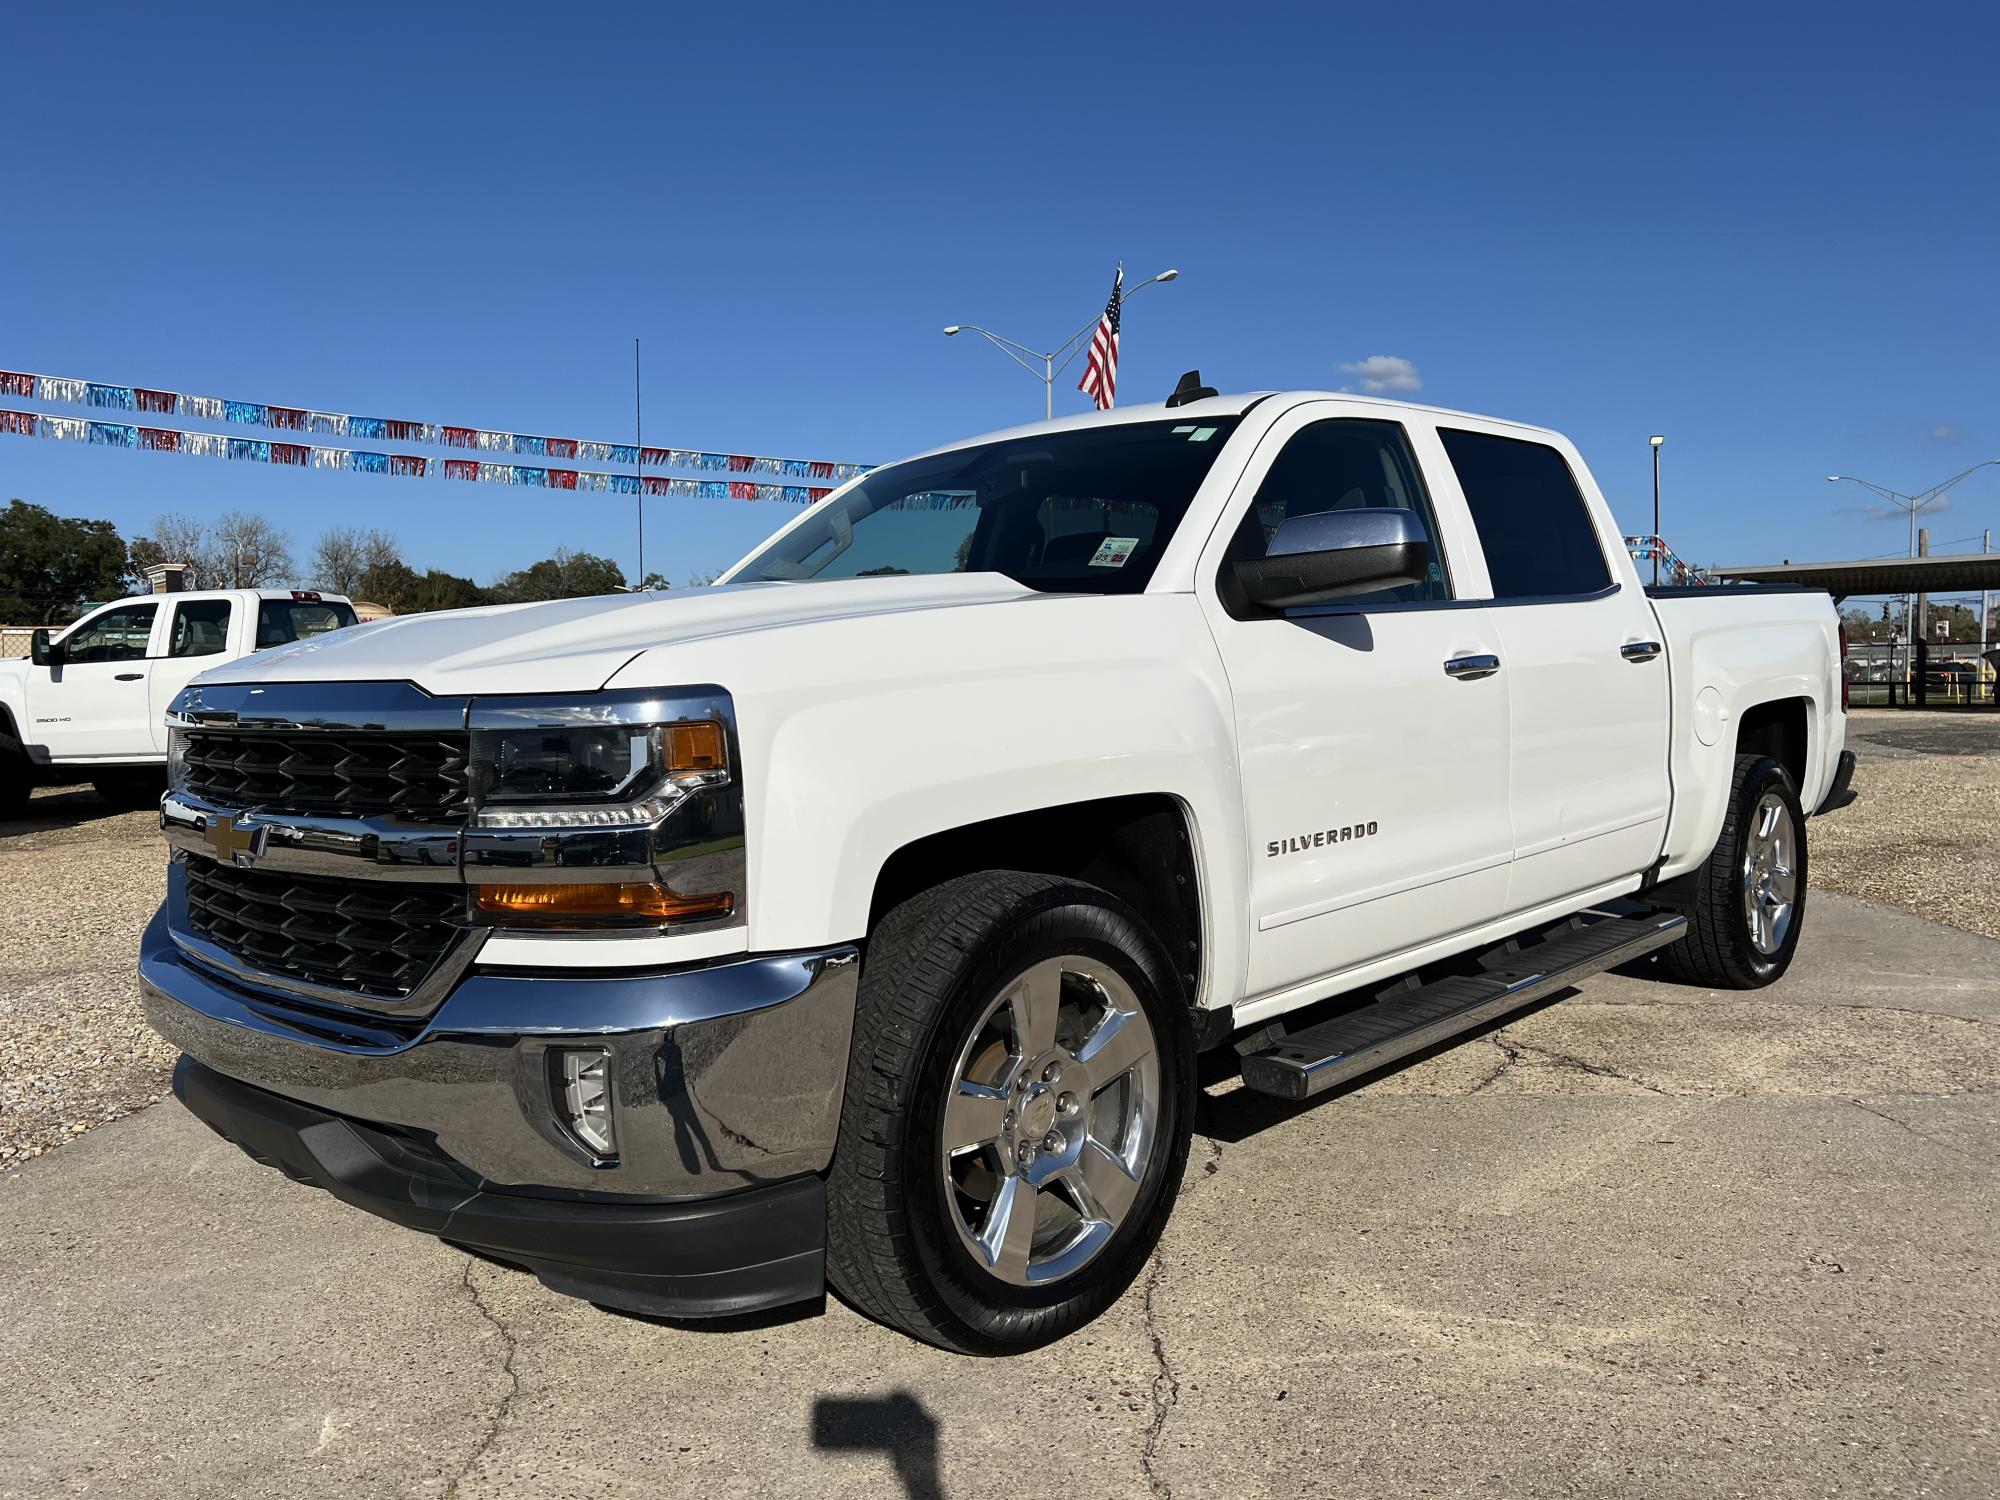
[812,1390,943,1500]
[1,782,150,835]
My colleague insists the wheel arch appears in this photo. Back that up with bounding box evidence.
[867,793,1208,1012]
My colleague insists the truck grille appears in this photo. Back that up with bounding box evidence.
[180,729,471,824]
[184,859,465,1000]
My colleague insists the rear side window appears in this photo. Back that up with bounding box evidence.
[1438,429,1612,599]
[256,598,358,648]
[169,598,232,658]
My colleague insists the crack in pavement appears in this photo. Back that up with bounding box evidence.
[445,1258,522,1500]
[1848,1097,1989,1166]
[1138,1134,1225,1500]
[1468,1032,1673,1096]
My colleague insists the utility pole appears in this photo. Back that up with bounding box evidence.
[1649,434,1665,585]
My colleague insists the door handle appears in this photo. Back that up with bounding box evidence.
[1443,653,1501,680]
[114,672,144,681]
[1620,641,1663,663]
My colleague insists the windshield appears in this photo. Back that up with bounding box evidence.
[730,417,1242,594]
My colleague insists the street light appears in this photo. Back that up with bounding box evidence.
[1649,435,1665,586]
[1829,460,2000,699]
[944,268,1180,419]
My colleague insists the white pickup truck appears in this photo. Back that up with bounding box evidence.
[1,589,357,814]
[139,384,1856,1353]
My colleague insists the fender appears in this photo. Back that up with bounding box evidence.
[1653,596,1842,880]
[610,591,1249,1008]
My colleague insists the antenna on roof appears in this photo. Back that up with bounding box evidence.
[1165,370,1217,408]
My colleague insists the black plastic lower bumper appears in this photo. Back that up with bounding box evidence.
[1815,748,1859,815]
[172,1055,826,1319]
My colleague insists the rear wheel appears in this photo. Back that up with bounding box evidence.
[1662,753,1808,989]
[826,870,1195,1354]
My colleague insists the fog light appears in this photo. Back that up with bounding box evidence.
[554,1048,616,1159]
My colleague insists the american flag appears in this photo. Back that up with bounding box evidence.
[1077,267,1122,410]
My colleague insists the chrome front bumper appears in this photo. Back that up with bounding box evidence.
[139,902,859,1199]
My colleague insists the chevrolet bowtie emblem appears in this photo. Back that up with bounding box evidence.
[202,814,269,867]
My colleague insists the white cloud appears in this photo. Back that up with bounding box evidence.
[1931,423,1965,443]
[1338,354,1423,394]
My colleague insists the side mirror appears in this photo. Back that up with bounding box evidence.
[29,629,62,668]
[1233,507,1433,609]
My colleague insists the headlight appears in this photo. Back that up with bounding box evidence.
[462,690,745,932]
[469,720,726,828]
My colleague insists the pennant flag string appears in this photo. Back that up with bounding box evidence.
[0,410,836,505]
[2,366,872,482]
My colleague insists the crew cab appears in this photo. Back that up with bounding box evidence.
[138,387,1856,1353]
[0,589,357,813]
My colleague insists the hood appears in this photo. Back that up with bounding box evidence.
[191,574,1040,696]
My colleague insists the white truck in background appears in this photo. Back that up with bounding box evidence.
[138,383,1856,1353]
[0,589,357,814]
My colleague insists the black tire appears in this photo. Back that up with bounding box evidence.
[0,751,32,820]
[826,870,1196,1355]
[90,769,166,810]
[1662,754,1808,989]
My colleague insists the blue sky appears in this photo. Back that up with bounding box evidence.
[2,3,1995,596]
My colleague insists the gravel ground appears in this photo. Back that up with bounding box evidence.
[0,786,169,1170]
[1815,710,2000,941]
[0,708,1993,1172]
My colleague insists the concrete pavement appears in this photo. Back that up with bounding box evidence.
[2,890,1994,1499]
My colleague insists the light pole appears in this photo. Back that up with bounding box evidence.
[945,269,1179,419]
[1649,434,1665,585]
[1829,460,1999,700]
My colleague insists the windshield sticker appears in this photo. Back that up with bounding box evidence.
[1089,537,1140,568]
[1171,424,1196,434]
[1189,427,1217,442]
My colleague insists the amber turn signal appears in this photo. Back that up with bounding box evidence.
[664,720,725,773]
[475,882,734,922]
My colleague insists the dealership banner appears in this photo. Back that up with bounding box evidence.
[0,408,839,503]
[0,367,870,485]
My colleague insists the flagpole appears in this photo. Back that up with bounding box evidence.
[634,337,644,588]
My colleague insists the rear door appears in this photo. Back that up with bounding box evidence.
[33,601,161,760]
[148,597,236,750]
[1198,404,1515,1005]
[1430,426,1670,913]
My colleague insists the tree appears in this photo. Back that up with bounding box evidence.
[210,512,293,587]
[637,572,671,592]
[0,499,130,623]
[128,513,216,589]
[126,510,292,589]
[311,527,400,596]
[685,569,720,588]
[491,547,627,603]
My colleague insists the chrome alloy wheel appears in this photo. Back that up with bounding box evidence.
[939,955,1160,1287]
[1742,791,1799,956]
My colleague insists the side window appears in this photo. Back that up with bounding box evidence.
[169,599,232,658]
[1220,418,1450,612]
[60,603,157,664]
[1437,429,1612,599]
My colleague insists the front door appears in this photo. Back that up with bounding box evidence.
[33,600,160,760]
[1200,409,1515,1006]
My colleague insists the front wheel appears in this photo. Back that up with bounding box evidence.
[1662,753,1808,989]
[826,870,1195,1354]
